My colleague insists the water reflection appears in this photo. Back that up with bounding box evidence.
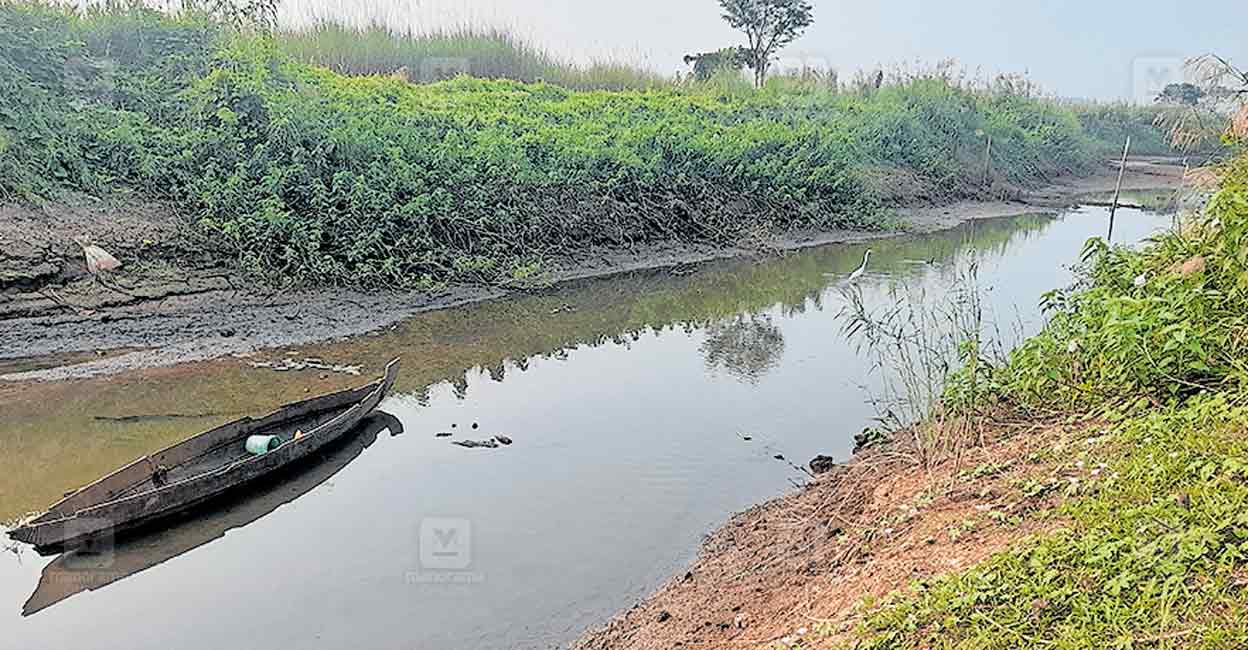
[21,412,400,617]
[0,213,1062,524]
[701,314,786,384]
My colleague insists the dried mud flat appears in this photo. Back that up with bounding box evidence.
[1,158,1184,381]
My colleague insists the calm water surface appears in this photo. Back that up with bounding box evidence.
[0,206,1170,649]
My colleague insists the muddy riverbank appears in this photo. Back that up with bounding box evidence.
[0,201,1180,650]
[573,418,1086,650]
[1,158,1184,381]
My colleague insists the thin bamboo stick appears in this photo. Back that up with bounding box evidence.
[1106,135,1132,243]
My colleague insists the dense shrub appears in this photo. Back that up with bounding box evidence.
[1000,146,1248,409]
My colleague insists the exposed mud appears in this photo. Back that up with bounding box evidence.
[1,158,1186,381]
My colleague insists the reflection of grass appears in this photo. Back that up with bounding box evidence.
[0,213,1056,520]
[0,350,115,375]
[1082,188,1181,213]
[701,314,785,384]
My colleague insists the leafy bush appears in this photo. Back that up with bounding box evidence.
[998,146,1248,410]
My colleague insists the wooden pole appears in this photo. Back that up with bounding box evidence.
[1106,135,1131,244]
[983,135,993,186]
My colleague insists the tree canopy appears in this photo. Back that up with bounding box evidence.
[717,0,814,87]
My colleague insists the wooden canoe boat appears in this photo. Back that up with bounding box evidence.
[8,358,401,552]
[22,411,402,616]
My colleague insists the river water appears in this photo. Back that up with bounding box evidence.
[0,205,1171,650]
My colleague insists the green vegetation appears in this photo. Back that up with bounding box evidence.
[1072,103,1174,157]
[846,123,1248,647]
[1003,155,1248,410]
[0,1,1169,289]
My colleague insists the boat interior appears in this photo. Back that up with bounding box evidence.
[29,380,379,525]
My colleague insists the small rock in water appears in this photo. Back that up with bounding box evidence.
[494,435,513,446]
[773,454,785,461]
[809,455,843,475]
[471,422,479,430]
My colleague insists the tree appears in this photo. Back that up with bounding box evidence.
[717,0,814,88]
[1156,82,1206,106]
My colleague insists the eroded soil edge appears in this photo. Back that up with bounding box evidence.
[1,159,1184,381]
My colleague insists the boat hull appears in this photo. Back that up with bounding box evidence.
[10,358,400,552]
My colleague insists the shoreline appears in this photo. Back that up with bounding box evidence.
[0,158,1184,382]
[572,416,1089,650]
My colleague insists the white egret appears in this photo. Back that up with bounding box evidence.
[74,236,121,276]
[848,249,872,283]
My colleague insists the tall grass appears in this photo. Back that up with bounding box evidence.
[1069,102,1174,157]
[278,20,669,91]
[840,261,1009,472]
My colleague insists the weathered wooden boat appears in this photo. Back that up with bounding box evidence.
[8,358,401,552]
[22,411,402,616]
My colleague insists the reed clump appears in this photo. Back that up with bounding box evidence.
[278,20,669,91]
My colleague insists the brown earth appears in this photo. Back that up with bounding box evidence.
[573,417,1112,650]
[0,158,1187,381]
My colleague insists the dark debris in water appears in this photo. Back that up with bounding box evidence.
[453,439,500,449]
[451,435,515,449]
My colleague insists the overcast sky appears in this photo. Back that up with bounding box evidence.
[281,0,1245,101]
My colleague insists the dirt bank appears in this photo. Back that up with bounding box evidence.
[573,417,1108,649]
[0,158,1185,382]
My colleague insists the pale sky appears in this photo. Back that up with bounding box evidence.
[280,0,1246,101]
